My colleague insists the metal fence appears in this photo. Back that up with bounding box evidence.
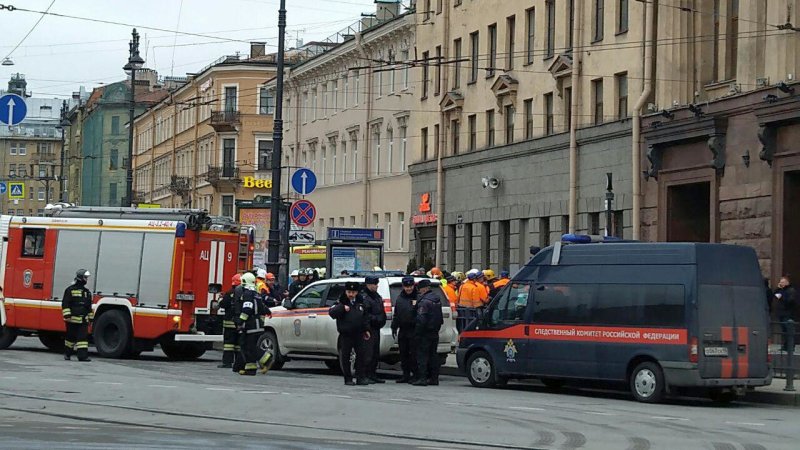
[770,320,797,391]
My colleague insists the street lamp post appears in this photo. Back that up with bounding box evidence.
[123,28,144,207]
[267,0,287,284]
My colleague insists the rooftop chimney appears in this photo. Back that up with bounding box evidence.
[375,0,400,21]
[250,42,266,58]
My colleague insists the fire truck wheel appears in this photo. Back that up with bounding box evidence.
[38,332,65,352]
[93,309,132,358]
[0,326,17,350]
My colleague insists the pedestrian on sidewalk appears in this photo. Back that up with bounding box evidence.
[775,275,798,351]
[362,276,387,384]
[217,273,242,368]
[392,276,418,383]
[62,269,93,362]
[329,281,371,386]
[413,279,444,386]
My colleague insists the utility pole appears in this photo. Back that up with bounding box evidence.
[58,100,69,202]
[123,29,144,206]
[267,0,287,283]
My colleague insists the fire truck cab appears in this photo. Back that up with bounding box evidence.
[0,205,253,359]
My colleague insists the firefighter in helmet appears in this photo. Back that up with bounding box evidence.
[234,272,273,375]
[62,269,94,361]
[217,273,242,368]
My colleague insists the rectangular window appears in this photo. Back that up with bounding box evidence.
[9,143,16,155]
[423,0,431,21]
[258,140,273,171]
[487,24,497,77]
[302,91,308,123]
[451,120,460,155]
[422,51,430,98]
[421,127,429,160]
[589,212,600,235]
[373,128,381,176]
[352,138,358,179]
[399,212,405,250]
[21,229,46,257]
[504,104,515,144]
[618,0,629,33]
[332,81,338,111]
[525,8,535,64]
[434,46,442,96]
[385,213,392,250]
[539,217,550,247]
[341,141,347,181]
[38,187,46,201]
[222,138,236,177]
[614,210,624,238]
[506,15,515,70]
[390,60,396,93]
[321,146,326,185]
[109,183,117,206]
[387,128,393,174]
[594,0,605,42]
[354,70,360,105]
[259,87,275,115]
[400,126,407,170]
[110,148,119,170]
[524,99,533,139]
[401,50,410,89]
[726,0,739,81]
[453,38,462,89]
[546,0,555,57]
[111,116,120,135]
[18,143,25,155]
[564,87,572,130]
[221,195,234,219]
[331,141,337,183]
[436,0,442,14]
[561,215,570,235]
[312,88,318,120]
[470,31,479,83]
[468,114,477,151]
[343,74,349,108]
[224,86,237,111]
[616,73,628,119]
[544,93,554,135]
[486,110,495,147]
[593,79,604,125]
[433,124,440,158]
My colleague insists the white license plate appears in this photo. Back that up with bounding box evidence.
[704,346,729,357]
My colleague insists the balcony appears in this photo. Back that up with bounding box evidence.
[205,165,241,191]
[210,110,240,132]
[35,152,57,163]
[169,175,192,198]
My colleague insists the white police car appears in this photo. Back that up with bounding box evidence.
[258,276,457,371]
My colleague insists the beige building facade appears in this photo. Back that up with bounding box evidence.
[409,0,646,271]
[278,5,415,270]
[133,52,277,218]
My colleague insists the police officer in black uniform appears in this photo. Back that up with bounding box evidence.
[329,281,370,385]
[234,272,273,376]
[217,273,242,368]
[391,276,418,383]
[61,269,94,362]
[412,279,444,386]
[362,276,387,384]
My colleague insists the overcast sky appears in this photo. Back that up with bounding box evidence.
[0,0,382,98]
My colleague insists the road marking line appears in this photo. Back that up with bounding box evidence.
[241,390,278,394]
[725,421,765,427]
[388,398,411,402]
[205,387,234,391]
[585,411,617,416]
[325,394,351,399]
[94,382,122,385]
[444,402,461,406]
[652,416,689,421]
[509,406,546,411]
[1,376,17,380]
[43,379,68,382]
[59,426,97,430]
[147,384,177,389]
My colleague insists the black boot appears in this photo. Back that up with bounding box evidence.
[411,378,428,386]
[428,378,439,386]
[396,375,411,383]
[344,379,355,386]
[370,376,385,384]
[64,354,71,361]
[78,357,92,362]
[356,378,370,386]
[217,363,232,368]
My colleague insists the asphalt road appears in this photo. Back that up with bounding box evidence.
[0,337,797,450]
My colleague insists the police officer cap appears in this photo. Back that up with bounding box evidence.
[364,276,380,285]
[344,281,361,291]
[417,279,432,288]
[401,276,415,286]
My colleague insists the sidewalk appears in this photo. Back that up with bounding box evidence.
[387,354,800,407]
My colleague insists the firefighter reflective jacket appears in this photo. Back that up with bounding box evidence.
[62,281,93,323]
[235,288,271,334]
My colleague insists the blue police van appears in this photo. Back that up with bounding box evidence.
[457,235,773,403]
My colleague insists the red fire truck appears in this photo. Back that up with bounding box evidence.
[0,206,253,359]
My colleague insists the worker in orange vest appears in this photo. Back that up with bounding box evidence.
[443,275,458,304]
[456,270,489,332]
[490,270,511,299]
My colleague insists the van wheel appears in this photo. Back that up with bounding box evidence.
[257,331,284,370]
[93,310,132,358]
[0,326,17,350]
[38,332,64,352]
[630,361,665,403]
[541,378,566,389]
[466,351,505,388]
[708,388,736,404]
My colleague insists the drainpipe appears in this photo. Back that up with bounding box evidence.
[632,0,655,240]
[435,0,451,268]
[568,0,582,233]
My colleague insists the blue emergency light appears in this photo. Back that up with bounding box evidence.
[561,234,622,243]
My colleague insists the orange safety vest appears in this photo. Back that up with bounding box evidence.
[443,283,458,304]
[458,280,489,308]
[493,278,510,290]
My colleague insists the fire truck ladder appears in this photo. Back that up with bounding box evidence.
[238,226,255,272]
[45,205,213,231]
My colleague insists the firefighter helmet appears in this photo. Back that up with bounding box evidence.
[231,273,242,286]
[75,269,91,282]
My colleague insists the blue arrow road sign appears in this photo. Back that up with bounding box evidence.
[0,182,6,195]
[291,168,317,196]
[290,200,316,227]
[0,94,27,126]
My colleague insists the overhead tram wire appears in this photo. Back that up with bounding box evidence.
[1,0,56,62]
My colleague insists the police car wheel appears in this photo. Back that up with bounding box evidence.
[466,351,499,388]
[0,326,18,350]
[630,361,665,403]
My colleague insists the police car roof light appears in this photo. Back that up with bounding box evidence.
[561,234,623,244]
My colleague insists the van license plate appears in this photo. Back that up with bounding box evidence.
[704,347,729,357]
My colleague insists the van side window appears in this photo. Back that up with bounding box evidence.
[489,282,530,325]
[21,228,46,258]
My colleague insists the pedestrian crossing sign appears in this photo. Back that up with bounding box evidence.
[8,182,24,199]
